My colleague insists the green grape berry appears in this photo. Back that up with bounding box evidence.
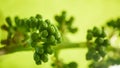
[102,39,109,46]
[95,38,104,45]
[48,25,56,34]
[69,28,78,33]
[14,16,21,26]
[92,27,100,37]
[54,27,61,40]
[34,52,41,65]
[41,21,48,29]
[1,24,9,31]
[87,32,93,40]
[6,17,12,26]
[86,51,93,60]
[45,19,51,26]
[55,15,61,23]
[41,30,48,38]
[44,45,53,54]
[93,53,100,61]
[98,48,106,57]
[30,17,37,28]
[48,35,56,44]
[36,14,42,19]
[68,62,78,68]
[31,32,39,42]
[35,46,44,54]
[40,54,48,62]
[100,27,106,38]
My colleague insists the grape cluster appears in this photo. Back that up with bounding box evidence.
[107,18,120,29]
[55,11,77,33]
[1,14,62,65]
[86,27,109,61]
[107,18,120,35]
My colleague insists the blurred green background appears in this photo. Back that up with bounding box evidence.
[0,0,120,68]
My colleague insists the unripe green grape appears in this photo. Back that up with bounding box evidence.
[14,16,21,26]
[69,28,78,33]
[44,45,53,54]
[1,24,9,31]
[37,19,43,30]
[41,21,48,29]
[95,38,104,45]
[41,30,48,38]
[54,26,61,40]
[48,35,56,44]
[100,27,106,38]
[87,32,93,40]
[86,47,96,60]
[40,54,48,62]
[102,39,109,46]
[92,27,100,37]
[86,51,93,60]
[31,41,37,47]
[35,61,42,65]
[6,17,12,26]
[68,62,78,68]
[107,20,116,28]
[30,17,37,28]
[93,53,100,61]
[35,46,44,54]
[45,19,51,26]
[47,25,56,34]
[41,37,47,42]
[31,32,39,41]
[55,15,61,23]
[34,52,41,65]
[26,19,31,28]
[56,37,62,43]
[36,14,42,19]
[98,48,106,57]
[66,16,74,26]
[61,11,66,21]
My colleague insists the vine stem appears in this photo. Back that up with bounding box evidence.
[0,42,87,56]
